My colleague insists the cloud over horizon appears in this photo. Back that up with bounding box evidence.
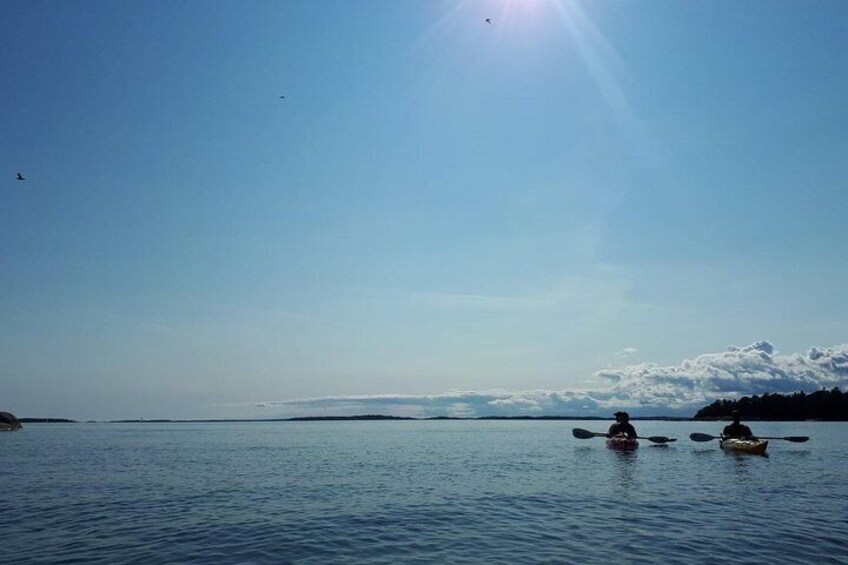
[255,341,848,418]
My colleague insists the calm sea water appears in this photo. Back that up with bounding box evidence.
[2,420,847,564]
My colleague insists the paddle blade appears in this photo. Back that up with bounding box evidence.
[646,436,677,443]
[572,428,599,439]
[689,432,718,442]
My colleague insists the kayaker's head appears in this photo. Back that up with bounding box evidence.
[614,411,630,422]
[731,409,741,422]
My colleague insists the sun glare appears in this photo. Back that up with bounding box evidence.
[495,0,561,35]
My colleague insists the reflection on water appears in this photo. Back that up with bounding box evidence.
[612,449,637,476]
[782,450,811,458]
[729,455,756,477]
[726,451,769,463]
[611,449,637,503]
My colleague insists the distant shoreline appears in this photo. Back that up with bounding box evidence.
[20,414,845,424]
[17,389,845,424]
[25,415,698,424]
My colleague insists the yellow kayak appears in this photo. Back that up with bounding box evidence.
[720,438,768,455]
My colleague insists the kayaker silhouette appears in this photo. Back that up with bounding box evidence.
[722,410,755,439]
[608,411,637,439]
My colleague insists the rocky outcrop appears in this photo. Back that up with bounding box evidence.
[0,411,22,431]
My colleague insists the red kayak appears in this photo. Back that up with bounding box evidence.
[606,435,639,451]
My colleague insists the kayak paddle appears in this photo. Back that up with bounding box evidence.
[572,428,677,443]
[572,428,607,439]
[689,432,809,443]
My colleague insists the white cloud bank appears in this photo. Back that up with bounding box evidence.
[261,341,848,418]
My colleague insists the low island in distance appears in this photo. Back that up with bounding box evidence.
[6,388,846,425]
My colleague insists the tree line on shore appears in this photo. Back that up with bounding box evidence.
[694,387,847,421]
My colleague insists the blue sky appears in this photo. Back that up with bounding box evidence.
[2,0,847,420]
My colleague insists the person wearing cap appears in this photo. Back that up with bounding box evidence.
[722,410,755,440]
[608,411,637,439]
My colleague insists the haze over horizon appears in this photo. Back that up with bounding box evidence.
[3,1,847,422]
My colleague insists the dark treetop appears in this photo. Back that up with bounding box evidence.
[694,387,847,421]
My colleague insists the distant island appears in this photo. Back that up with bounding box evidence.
[104,415,634,423]
[694,387,847,421]
[16,389,847,423]
[16,414,682,424]
[98,415,612,423]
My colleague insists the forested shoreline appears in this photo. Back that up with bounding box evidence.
[694,388,847,421]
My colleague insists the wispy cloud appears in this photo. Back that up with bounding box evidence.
[409,291,555,310]
[252,341,848,418]
[399,266,632,316]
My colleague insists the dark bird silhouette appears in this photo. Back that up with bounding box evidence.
[279,95,286,99]
[16,172,25,181]
[485,18,491,24]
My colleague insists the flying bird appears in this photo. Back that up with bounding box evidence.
[16,172,25,181]
[485,18,491,24]
[279,95,286,99]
